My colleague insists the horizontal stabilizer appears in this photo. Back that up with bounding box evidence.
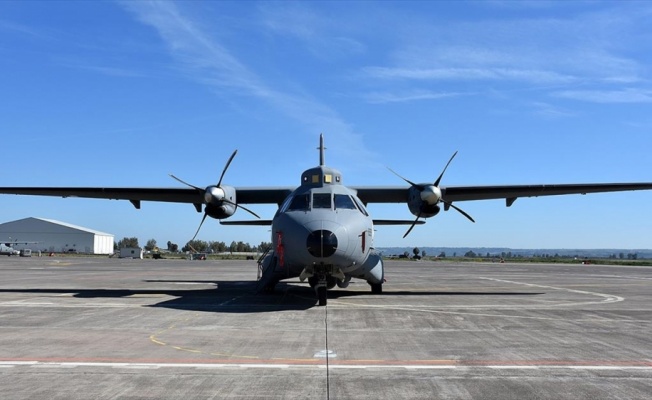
[219,220,273,226]
[373,220,426,226]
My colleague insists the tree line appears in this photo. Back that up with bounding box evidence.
[114,237,271,253]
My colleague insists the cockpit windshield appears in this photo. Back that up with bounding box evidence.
[281,191,367,215]
[334,194,356,210]
[287,193,310,211]
[312,193,332,209]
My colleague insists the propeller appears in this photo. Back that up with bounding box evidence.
[170,149,260,242]
[389,151,475,238]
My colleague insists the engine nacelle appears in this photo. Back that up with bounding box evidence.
[203,185,237,219]
[407,185,441,218]
[204,203,237,219]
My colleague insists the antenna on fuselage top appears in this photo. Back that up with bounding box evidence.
[318,133,326,166]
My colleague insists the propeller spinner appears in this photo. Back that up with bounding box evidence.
[170,149,260,242]
[389,151,475,238]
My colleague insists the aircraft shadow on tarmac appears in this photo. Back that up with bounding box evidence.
[0,282,544,313]
[325,289,545,299]
[0,283,310,313]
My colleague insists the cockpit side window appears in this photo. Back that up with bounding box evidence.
[287,194,310,211]
[312,193,332,209]
[352,196,369,216]
[334,194,357,210]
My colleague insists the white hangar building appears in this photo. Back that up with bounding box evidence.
[0,217,114,254]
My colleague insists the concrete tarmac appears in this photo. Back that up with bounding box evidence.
[1,256,651,399]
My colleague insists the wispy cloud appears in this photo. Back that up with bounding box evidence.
[365,90,465,104]
[365,66,576,85]
[123,2,267,95]
[57,62,144,78]
[257,2,366,59]
[553,88,652,104]
[359,4,651,105]
[529,102,576,118]
[120,1,378,168]
[0,19,47,39]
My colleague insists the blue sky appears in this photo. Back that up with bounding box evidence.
[1,1,651,249]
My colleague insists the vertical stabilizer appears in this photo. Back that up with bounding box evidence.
[319,133,326,166]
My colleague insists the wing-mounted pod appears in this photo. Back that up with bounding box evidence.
[390,151,475,238]
[170,150,260,241]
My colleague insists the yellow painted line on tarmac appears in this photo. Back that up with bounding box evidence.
[149,336,166,346]
[147,295,285,361]
[172,347,201,354]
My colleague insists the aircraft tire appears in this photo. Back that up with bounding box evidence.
[370,283,382,294]
[317,286,327,306]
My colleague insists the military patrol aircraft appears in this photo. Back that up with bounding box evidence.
[0,243,20,256]
[0,240,39,256]
[1,134,652,305]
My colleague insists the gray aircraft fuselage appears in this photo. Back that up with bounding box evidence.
[260,163,384,306]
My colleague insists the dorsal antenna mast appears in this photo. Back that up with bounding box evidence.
[318,133,326,166]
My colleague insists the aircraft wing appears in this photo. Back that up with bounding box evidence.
[1,183,651,208]
[353,183,652,205]
[0,187,294,207]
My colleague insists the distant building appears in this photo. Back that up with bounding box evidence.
[0,217,114,254]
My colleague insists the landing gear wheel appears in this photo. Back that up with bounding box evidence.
[317,286,327,306]
[370,283,382,294]
[308,276,318,289]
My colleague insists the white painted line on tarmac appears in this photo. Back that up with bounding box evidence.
[0,303,144,308]
[1,361,651,371]
[478,277,625,306]
[0,361,38,366]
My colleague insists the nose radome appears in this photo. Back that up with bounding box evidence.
[306,230,338,258]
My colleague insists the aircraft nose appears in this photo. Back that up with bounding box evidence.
[306,230,338,258]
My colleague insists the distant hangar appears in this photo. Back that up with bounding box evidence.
[0,217,114,254]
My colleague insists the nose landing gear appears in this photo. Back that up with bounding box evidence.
[309,275,330,306]
[302,264,344,307]
[316,283,328,306]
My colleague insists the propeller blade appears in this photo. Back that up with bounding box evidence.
[403,212,422,238]
[191,213,209,242]
[223,199,261,219]
[169,174,202,191]
[444,200,475,223]
[217,150,238,187]
[387,167,422,189]
[434,151,458,187]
